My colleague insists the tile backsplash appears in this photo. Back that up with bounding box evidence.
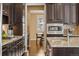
[64,24,79,35]
[2,24,9,35]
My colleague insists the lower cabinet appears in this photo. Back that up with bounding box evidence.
[46,47,79,56]
[2,37,25,56]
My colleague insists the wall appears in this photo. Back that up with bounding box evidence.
[2,24,9,35]
[64,24,79,35]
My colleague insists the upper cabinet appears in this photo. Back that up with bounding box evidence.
[3,4,9,16]
[3,4,9,24]
[64,4,76,24]
[3,4,24,35]
[46,3,54,23]
[13,4,23,24]
[46,3,64,23]
[3,4,13,24]
[76,4,79,25]
[46,3,76,24]
[12,4,24,35]
[54,4,64,22]
[2,15,8,24]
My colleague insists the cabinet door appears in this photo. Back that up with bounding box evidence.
[51,4,55,22]
[70,4,76,24]
[46,3,55,23]
[46,3,64,23]
[64,4,70,24]
[3,4,9,16]
[14,4,23,24]
[3,4,10,24]
[76,4,79,25]
[2,15,8,24]
[64,4,76,24]
[55,4,64,22]
[13,4,23,35]
[8,4,13,24]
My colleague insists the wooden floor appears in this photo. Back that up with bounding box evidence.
[29,40,45,56]
[22,40,45,56]
[36,47,45,56]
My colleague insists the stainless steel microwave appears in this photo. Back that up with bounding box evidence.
[47,23,64,34]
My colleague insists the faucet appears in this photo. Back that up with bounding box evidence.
[67,25,75,46]
[67,28,73,46]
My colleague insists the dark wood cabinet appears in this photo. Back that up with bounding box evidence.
[3,4,9,24]
[46,3,76,24]
[13,4,23,24]
[70,4,76,24]
[8,4,14,25]
[52,47,79,56]
[3,4,13,24]
[46,3,64,23]
[54,4,64,22]
[3,4,9,16]
[3,4,24,35]
[12,4,24,35]
[2,15,8,24]
[76,4,79,25]
[46,3,54,23]
[64,4,76,24]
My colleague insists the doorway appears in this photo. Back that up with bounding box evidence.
[26,4,46,56]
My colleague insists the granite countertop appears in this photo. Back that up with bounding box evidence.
[2,36,23,46]
[47,36,79,47]
[63,35,79,37]
[47,37,68,47]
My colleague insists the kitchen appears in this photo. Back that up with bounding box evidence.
[1,3,79,56]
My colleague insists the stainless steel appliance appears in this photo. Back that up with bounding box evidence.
[47,23,64,35]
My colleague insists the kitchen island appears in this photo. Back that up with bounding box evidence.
[46,35,79,56]
[2,36,25,56]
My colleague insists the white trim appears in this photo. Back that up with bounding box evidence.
[24,4,28,53]
[0,3,2,56]
[43,4,47,53]
[26,3,45,6]
[30,10,44,14]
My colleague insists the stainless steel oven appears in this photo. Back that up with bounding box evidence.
[47,23,64,34]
